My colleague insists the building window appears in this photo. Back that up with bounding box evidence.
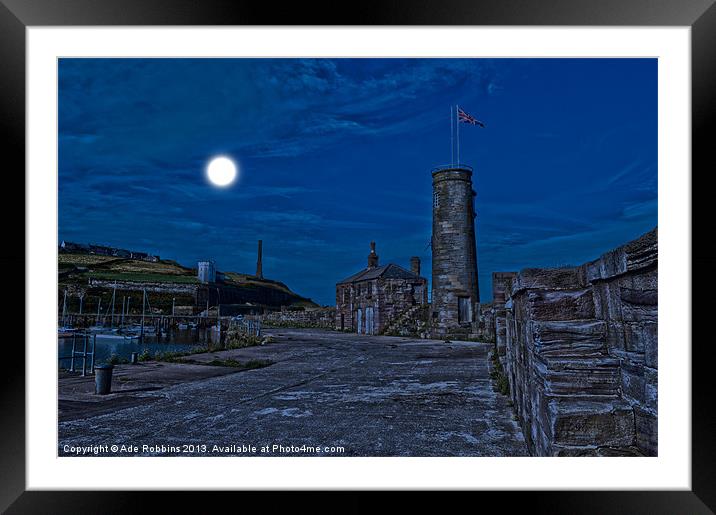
[458,296,472,324]
[433,192,440,208]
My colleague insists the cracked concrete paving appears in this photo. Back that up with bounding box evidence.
[59,329,529,457]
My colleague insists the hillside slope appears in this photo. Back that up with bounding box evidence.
[58,253,318,312]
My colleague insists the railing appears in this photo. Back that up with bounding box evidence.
[230,316,262,337]
[431,163,473,173]
[59,332,96,375]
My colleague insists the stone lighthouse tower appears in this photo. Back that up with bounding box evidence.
[431,164,480,337]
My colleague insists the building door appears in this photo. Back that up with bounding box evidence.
[357,309,363,334]
[340,314,345,330]
[366,307,374,335]
[458,297,472,324]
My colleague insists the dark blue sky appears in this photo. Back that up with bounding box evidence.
[59,58,657,305]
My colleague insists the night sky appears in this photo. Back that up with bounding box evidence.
[58,58,657,305]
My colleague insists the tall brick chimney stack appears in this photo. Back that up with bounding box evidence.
[367,241,379,268]
[410,256,421,276]
[256,240,263,279]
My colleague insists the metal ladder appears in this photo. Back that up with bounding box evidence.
[59,332,96,376]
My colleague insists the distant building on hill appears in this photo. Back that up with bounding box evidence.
[59,241,90,253]
[197,260,216,283]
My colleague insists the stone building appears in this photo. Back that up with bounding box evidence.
[336,242,428,335]
[197,260,216,283]
[430,164,480,337]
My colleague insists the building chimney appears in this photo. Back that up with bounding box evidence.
[256,240,263,279]
[410,256,421,276]
[367,241,379,268]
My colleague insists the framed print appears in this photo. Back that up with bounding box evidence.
[2,0,714,511]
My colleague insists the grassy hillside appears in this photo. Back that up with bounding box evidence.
[58,252,318,309]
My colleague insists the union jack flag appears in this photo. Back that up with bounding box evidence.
[457,107,485,127]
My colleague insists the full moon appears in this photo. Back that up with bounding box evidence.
[206,156,238,187]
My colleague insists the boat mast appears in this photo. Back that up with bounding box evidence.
[140,288,146,341]
[61,290,67,327]
[110,282,117,328]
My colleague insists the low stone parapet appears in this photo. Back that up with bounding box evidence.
[263,307,336,329]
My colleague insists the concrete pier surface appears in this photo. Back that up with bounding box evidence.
[58,329,528,457]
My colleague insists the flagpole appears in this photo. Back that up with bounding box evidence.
[456,104,460,165]
[450,105,454,166]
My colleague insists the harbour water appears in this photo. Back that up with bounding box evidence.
[58,331,206,369]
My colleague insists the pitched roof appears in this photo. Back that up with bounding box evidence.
[337,263,424,285]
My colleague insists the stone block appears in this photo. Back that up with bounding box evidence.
[620,287,657,306]
[591,282,606,318]
[605,321,626,352]
[621,288,658,322]
[623,228,658,272]
[585,259,603,284]
[548,398,635,447]
[593,248,628,280]
[624,321,657,354]
[588,227,657,281]
[551,445,600,457]
[531,320,606,357]
[635,407,658,456]
[644,322,658,368]
[552,444,644,456]
[534,356,621,397]
[513,267,587,293]
[526,288,596,321]
[609,348,645,366]
[620,361,646,406]
[593,282,625,322]
[631,270,658,291]
[644,367,658,413]
[604,282,625,321]
[595,446,645,457]
[492,272,517,307]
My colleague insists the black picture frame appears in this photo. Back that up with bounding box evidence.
[2,0,713,511]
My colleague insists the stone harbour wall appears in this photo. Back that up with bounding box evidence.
[470,302,496,343]
[382,304,430,338]
[499,228,657,456]
[492,272,517,360]
[263,307,336,329]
